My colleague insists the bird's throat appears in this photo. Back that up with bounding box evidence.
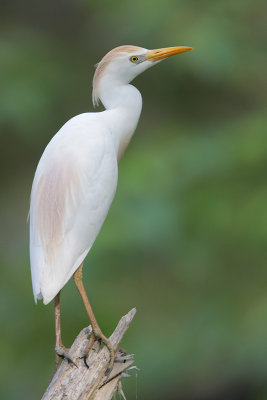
[100,84,143,160]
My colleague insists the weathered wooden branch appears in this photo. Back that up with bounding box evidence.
[42,308,137,400]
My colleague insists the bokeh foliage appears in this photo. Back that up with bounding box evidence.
[0,1,267,399]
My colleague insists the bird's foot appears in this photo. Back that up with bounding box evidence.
[118,347,127,356]
[54,344,78,371]
[83,329,115,376]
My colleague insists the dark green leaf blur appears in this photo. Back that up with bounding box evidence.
[1,1,266,399]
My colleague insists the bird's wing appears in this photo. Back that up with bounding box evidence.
[30,115,118,304]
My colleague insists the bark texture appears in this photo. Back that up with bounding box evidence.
[41,308,136,400]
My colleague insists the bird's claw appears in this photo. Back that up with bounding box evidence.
[82,332,115,374]
[55,345,78,368]
[83,355,89,369]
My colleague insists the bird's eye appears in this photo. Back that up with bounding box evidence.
[130,56,139,63]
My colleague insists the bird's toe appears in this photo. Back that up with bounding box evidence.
[55,345,78,368]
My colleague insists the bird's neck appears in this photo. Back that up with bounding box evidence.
[99,83,142,160]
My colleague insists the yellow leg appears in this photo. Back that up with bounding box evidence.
[54,291,77,371]
[73,263,115,372]
[54,292,64,370]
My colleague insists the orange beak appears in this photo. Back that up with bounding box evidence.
[145,46,193,61]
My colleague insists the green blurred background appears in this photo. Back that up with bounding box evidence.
[1,0,267,399]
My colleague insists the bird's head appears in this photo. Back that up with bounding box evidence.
[92,45,193,107]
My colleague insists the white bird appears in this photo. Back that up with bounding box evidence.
[29,44,193,370]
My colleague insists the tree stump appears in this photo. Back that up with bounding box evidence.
[42,308,137,400]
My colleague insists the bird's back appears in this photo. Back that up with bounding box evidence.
[30,113,118,304]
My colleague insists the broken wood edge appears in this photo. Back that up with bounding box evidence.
[41,308,137,400]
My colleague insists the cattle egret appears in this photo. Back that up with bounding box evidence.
[29,44,193,371]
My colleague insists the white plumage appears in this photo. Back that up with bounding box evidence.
[29,44,192,306]
[30,114,118,304]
